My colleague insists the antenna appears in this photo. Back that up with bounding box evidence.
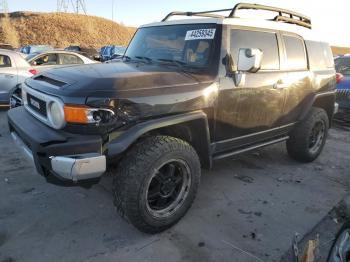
[0,0,9,13]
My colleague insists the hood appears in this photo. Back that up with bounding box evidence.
[25,62,215,98]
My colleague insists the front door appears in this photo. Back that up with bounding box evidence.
[214,28,287,152]
[0,54,18,103]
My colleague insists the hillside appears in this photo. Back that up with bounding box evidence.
[331,46,350,56]
[0,12,136,48]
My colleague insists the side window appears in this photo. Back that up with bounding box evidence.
[0,55,12,68]
[34,54,58,66]
[283,35,307,70]
[306,41,334,70]
[230,29,280,70]
[60,54,84,65]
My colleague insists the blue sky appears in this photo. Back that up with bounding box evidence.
[7,0,350,46]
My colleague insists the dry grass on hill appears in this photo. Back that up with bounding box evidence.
[0,12,136,48]
[332,46,350,56]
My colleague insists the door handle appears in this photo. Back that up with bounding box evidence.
[273,80,288,89]
[4,74,15,78]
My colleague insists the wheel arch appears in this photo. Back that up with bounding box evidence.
[299,91,335,126]
[107,111,212,169]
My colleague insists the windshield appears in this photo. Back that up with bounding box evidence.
[125,24,218,68]
[335,57,350,75]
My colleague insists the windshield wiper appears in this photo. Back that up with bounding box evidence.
[156,58,198,80]
[157,58,187,67]
[122,55,132,61]
[135,56,153,63]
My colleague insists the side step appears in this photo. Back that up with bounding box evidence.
[212,136,289,161]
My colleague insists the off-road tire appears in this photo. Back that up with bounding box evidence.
[287,107,329,162]
[113,135,201,234]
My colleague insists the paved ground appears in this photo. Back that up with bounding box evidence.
[0,110,350,262]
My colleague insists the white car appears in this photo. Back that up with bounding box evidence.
[25,50,98,73]
[0,49,36,106]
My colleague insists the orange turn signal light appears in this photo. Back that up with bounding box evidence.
[64,105,89,124]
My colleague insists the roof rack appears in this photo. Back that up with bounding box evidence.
[161,2,312,29]
[161,9,228,22]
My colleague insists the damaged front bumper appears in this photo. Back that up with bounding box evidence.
[8,106,106,186]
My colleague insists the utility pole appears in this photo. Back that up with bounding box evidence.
[0,0,9,14]
[57,0,69,12]
[71,0,87,14]
[57,0,86,14]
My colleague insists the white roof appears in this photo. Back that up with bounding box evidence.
[141,17,319,42]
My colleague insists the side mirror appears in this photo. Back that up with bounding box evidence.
[237,48,263,73]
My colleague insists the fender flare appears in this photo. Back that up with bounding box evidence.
[298,91,336,124]
[107,110,212,168]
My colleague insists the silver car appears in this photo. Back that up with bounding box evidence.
[26,50,98,73]
[0,49,35,106]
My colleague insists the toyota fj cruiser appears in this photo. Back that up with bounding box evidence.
[8,3,336,233]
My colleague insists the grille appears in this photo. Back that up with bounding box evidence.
[336,89,350,101]
[27,93,47,117]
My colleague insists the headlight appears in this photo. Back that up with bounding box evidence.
[64,105,115,124]
[48,101,65,129]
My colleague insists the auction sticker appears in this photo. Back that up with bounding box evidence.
[185,29,216,41]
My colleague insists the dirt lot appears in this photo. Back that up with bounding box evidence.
[0,110,350,262]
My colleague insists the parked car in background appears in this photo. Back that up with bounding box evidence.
[99,45,126,62]
[0,49,37,106]
[64,46,81,52]
[26,50,98,73]
[64,46,101,61]
[99,45,113,62]
[0,44,14,50]
[10,51,98,107]
[20,45,54,55]
[335,56,350,110]
[110,46,126,60]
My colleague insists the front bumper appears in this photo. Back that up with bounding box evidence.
[8,106,106,185]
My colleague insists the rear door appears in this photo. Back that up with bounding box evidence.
[0,54,18,103]
[279,33,312,124]
[215,28,287,151]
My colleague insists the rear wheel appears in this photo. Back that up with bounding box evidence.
[113,135,201,234]
[287,108,329,162]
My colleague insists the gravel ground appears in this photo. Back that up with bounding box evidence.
[0,110,349,262]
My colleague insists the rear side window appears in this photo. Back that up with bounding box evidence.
[60,54,84,65]
[33,54,58,66]
[230,29,280,70]
[0,55,11,67]
[306,41,334,70]
[283,35,307,70]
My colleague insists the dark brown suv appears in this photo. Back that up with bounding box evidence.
[8,3,336,233]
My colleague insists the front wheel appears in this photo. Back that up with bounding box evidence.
[287,107,329,162]
[113,136,201,234]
